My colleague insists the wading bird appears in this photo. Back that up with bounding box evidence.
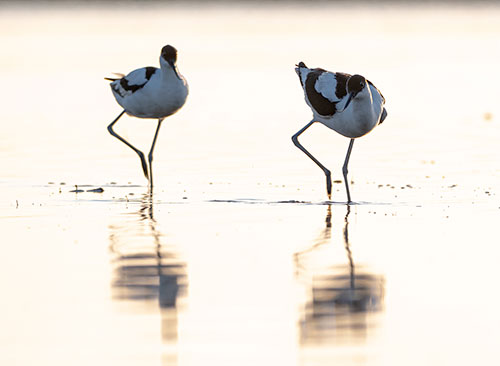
[292,62,387,203]
[106,45,188,191]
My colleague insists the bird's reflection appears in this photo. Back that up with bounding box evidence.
[109,194,188,346]
[295,205,384,344]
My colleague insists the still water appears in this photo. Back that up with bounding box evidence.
[1,2,500,366]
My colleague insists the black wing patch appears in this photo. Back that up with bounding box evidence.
[305,69,336,116]
[145,66,156,80]
[112,66,158,97]
[334,72,350,100]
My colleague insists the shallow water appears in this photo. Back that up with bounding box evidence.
[1,3,500,366]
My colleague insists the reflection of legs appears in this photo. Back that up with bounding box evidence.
[322,204,332,242]
[292,120,332,199]
[107,110,149,179]
[325,204,332,228]
[342,139,355,203]
[139,193,154,220]
[343,205,354,289]
[148,118,164,192]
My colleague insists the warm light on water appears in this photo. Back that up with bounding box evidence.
[1,2,500,366]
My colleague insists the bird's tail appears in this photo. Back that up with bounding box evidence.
[296,61,308,69]
[104,72,125,82]
[295,62,308,86]
[378,108,388,124]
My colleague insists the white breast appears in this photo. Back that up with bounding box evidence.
[113,70,188,119]
[318,84,384,138]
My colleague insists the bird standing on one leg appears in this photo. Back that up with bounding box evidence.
[106,45,188,192]
[292,62,387,203]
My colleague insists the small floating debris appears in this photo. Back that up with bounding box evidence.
[70,185,84,193]
[449,184,457,188]
[333,180,342,184]
[87,187,104,193]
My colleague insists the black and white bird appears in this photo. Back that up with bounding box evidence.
[292,62,387,203]
[106,45,188,191]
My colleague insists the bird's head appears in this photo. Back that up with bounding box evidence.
[340,74,367,111]
[160,45,181,79]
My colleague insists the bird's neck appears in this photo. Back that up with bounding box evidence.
[159,59,181,80]
[355,86,371,100]
[161,65,175,77]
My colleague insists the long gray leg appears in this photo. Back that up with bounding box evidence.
[342,139,355,203]
[107,110,149,179]
[292,120,332,199]
[147,118,164,192]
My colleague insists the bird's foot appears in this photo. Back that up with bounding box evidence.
[137,151,149,179]
[325,170,332,199]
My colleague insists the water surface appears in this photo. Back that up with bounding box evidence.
[1,3,500,366]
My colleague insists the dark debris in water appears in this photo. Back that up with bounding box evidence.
[87,188,104,193]
[276,200,312,204]
[69,185,104,193]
